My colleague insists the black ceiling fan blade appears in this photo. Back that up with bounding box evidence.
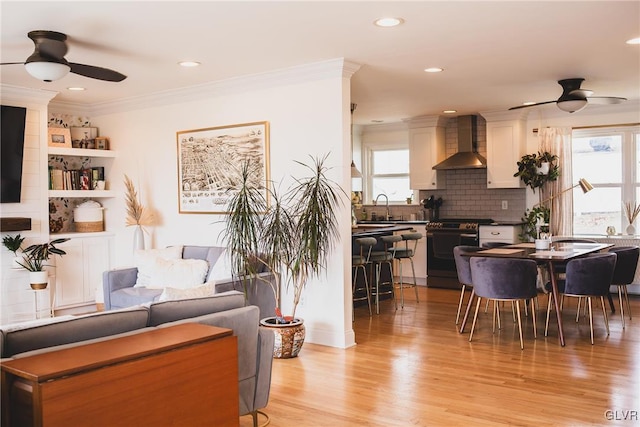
[0,62,26,65]
[508,100,557,110]
[69,62,127,82]
[586,96,627,105]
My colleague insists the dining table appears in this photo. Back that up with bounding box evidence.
[459,241,614,346]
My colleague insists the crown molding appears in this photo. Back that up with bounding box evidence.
[49,58,362,116]
[403,114,449,128]
[0,84,58,107]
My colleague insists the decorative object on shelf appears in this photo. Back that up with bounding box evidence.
[176,121,269,214]
[222,154,346,358]
[606,226,617,236]
[95,137,109,150]
[70,127,98,149]
[16,238,69,289]
[73,200,104,232]
[124,174,154,251]
[623,201,640,235]
[513,151,559,192]
[2,234,25,269]
[47,127,72,148]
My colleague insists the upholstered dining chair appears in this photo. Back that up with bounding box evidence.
[544,252,617,345]
[453,245,483,327]
[607,246,639,328]
[468,257,538,350]
[393,232,423,308]
[352,237,377,320]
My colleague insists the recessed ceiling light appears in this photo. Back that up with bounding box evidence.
[179,61,201,67]
[374,17,404,27]
[626,37,640,45]
[443,110,457,114]
[424,67,443,73]
[67,87,85,91]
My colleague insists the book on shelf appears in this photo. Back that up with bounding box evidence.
[48,167,106,191]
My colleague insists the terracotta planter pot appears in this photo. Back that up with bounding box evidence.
[259,317,305,359]
[29,271,49,290]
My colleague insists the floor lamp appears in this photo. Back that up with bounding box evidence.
[535,178,594,236]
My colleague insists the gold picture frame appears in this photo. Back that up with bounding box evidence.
[176,121,270,214]
[47,127,72,148]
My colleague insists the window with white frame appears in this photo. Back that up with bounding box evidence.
[364,146,412,203]
[572,126,640,235]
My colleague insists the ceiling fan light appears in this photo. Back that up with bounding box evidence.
[557,99,587,113]
[25,61,70,82]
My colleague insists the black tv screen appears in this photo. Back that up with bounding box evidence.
[1,105,27,203]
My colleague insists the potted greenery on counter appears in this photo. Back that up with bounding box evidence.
[222,154,345,358]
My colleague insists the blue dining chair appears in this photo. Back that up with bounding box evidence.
[468,256,538,350]
[544,252,617,345]
[453,245,483,328]
[607,246,639,328]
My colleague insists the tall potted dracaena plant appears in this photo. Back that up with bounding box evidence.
[222,154,345,358]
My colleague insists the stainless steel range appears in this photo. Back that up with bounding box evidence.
[425,218,494,289]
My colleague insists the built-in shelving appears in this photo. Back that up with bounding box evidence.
[48,147,117,158]
[48,190,116,198]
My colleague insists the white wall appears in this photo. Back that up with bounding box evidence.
[0,86,56,323]
[89,59,357,348]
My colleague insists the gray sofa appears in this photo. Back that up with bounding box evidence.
[103,245,276,319]
[0,291,274,426]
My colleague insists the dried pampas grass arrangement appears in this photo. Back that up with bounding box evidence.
[624,201,640,224]
[124,174,153,226]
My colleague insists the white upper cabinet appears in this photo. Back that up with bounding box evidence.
[407,116,448,190]
[482,111,527,189]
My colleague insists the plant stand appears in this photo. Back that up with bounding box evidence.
[259,317,305,359]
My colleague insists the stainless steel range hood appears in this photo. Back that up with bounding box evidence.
[433,115,486,170]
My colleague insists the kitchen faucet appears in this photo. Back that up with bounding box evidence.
[375,193,390,220]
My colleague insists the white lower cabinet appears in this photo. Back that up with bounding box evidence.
[479,225,522,247]
[54,235,113,310]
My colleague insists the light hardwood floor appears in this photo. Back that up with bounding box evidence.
[241,286,640,426]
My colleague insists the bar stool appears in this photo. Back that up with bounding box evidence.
[352,237,376,320]
[393,232,423,308]
[369,235,401,314]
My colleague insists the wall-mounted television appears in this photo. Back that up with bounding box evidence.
[1,105,27,203]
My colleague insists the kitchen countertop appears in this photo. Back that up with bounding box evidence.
[351,224,416,236]
[481,221,525,226]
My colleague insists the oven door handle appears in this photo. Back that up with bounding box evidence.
[460,233,477,238]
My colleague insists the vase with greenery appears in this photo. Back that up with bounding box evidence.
[519,205,550,242]
[222,154,345,358]
[2,234,25,268]
[17,238,69,289]
[513,151,559,192]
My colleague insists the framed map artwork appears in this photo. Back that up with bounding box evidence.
[176,121,270,213]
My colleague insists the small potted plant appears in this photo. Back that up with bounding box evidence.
[17,238,69,289]
[2,234,25,269]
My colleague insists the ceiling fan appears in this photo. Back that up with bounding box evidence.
[509,78,626,113]
[0,30,126,82]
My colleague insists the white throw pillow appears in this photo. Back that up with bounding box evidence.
[143,258,209,289]
[208,249,234,282]
[134,246,183,286]
[158,282,217,302]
